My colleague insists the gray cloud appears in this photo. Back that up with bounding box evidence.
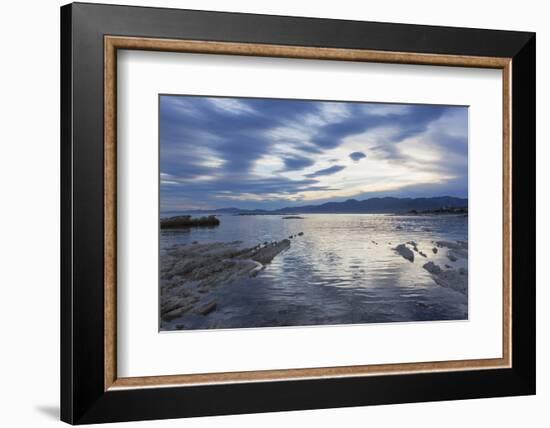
[280,155,315,171]
[305,165,346,178]
[349,151,366,162]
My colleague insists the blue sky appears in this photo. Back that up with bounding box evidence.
[160,95,468,212]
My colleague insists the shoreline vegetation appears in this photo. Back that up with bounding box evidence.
[239,208,467,216]
[404,207,467,215]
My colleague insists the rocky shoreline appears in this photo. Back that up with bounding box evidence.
[160,228,468,329]
[160,237,297,326]
[393,239,468,295]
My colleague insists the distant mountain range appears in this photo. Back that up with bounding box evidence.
[178,196,468,215]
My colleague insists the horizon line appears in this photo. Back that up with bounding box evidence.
[160,195,468,213]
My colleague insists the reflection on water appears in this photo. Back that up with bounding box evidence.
[160,214,468,330]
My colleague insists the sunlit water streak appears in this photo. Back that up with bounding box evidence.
[160,214,468,330]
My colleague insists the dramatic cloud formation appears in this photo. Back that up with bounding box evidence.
[160,96,468,212]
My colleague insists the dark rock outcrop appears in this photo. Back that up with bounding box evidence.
[195,301,217,316]
[394,244,414,262]
[251,239,291,264]
[422,261,467,295]
[161,215,220,229]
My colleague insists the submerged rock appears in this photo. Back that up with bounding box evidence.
[416,302,430,308]
[407,241,420,253]
[163,302,195,321]
[448,248,468,260]
[252,239,291,264]
[423,261,442,274]
[422,261,467,295]
[195,300,217,316]
[433,241,468,263]
[394,244,414,262]
[436,240,468,250]
[434,269,468,295]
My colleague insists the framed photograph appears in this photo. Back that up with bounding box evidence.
[61,2,535,424]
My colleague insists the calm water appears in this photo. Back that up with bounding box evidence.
[160,214,468,330]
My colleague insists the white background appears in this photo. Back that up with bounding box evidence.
[118,51,503,377]
[0,0,546,427]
